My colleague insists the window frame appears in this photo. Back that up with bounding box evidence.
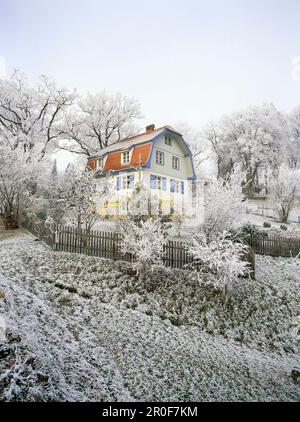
[96,157,104,170]
[121,150,130,165]
[170,179,180,193]
[121,174,135,190]
[165,136,172,146]
[172,156,180,170]
[150,175,167,191]
[156,150,165,166]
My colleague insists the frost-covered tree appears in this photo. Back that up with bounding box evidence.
[0,70,75,158]
[0,143,47,228]
[193,170,246,241]
[287,106,300,169]
[269,164,300,223]
[204,104,287,193]
[127,182,151,220]
[188,231,250,305]
[0,71,75,228]
[58,92,142,157]
[119,218,167,281]
[186,170,250,303]
[50,159,58,179]
[64,168,96,231]
[45,159,66,225]
[175,122,211,173]
[64,169,112,231]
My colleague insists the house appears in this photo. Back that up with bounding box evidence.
[87,124,197,217]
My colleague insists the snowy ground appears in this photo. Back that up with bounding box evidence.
[241,212,299,229]
[0,230,299,401]
[241,211,300,238]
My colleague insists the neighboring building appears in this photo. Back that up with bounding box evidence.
[87,124,197,217]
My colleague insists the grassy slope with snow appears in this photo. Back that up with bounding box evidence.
[0,230,299,402]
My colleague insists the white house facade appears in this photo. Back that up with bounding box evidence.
[87,125,197,217]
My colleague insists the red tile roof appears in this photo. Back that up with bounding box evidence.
[87,125,182,175]
[102,143,152,173]
[90,125,180,158]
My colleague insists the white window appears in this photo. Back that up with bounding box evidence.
[170,179,180,193]
[122,174,135,190]
[96,157,104,170]
[150,175,167,191]
[165,136,172,146]
[172,156,180,170]
[156,150,164,166]
[121,151,130,165]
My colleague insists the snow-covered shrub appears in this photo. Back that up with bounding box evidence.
[188,231,251,305]
[263,222,272,228]
[269,164,300,223]
[186,171,252,304]
[192,170,246,241]
[127,182,151,220]
[239,223,268,238]
[280,224,288,231]
[44,159,67,225]
[119,218,167,282]
[64,169,113,231]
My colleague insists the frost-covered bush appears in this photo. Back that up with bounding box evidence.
[119,218,167,282]
[240,223,268,238]
[280,224,288,231]
[269,164,300,223]
[188,231,250,305]
[193,170,246,241]
[63,169,115,231]
[263,222,271,228]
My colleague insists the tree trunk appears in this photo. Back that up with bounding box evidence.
[243,166,254,198]
[223,281,231,307]
[280,206,289,223]
[136,261,148,282]
[3,213,19,230]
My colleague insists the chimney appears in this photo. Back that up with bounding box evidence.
[146,124,155,133]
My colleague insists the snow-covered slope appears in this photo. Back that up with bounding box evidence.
[0,231,299,401]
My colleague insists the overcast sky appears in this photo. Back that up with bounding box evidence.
[1,0,300,159]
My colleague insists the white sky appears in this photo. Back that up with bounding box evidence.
[1,0,300,170]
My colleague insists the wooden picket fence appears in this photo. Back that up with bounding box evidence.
[21,217,299,271]
[246,234,300,258]
[21,218,194,269]
[52,225,195,269]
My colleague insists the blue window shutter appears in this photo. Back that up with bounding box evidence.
[181,181,184,194]
[150,174,156,189]
[129,174,135,188]
[162,177,167,191]
[170,179,175,193]
[116,176,120,191]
